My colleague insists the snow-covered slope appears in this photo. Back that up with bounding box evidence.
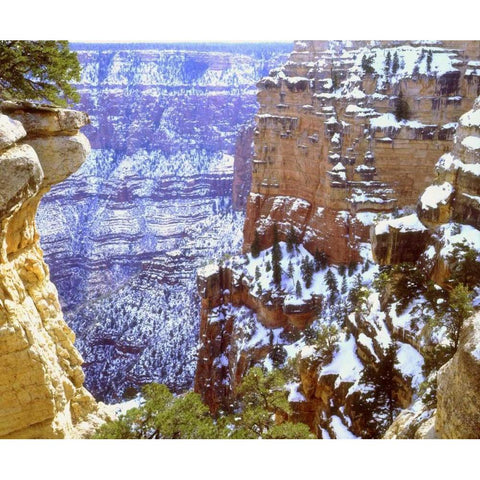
[35,43,291,401]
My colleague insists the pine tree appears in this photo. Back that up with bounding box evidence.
[301,257,314,288]
[354,342,403,438]
[394,91,410,121]
[361,54,375,74]
[384,51,391,74]
[392,51,399,74]
[314,249,328,271]
[325,268,338,296]
[272,223,283,287]
[341,276,347,295]
[288,260,294,279]
[0,41,80,106]
[255,265,261,281]
[286,225,297,253]
[296,280,302,298]
[426,50,433,72]
[251,229,261,258]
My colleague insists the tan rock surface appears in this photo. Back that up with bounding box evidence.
[436,312,480,438]
[244,41,480,262]
[0,103,99,438]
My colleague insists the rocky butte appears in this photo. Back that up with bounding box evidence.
[0,101,105,439]
[195,40,480,438]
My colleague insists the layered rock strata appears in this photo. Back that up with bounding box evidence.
[0,102,101,439]
[244,40,480,263]
[372,95,480,286]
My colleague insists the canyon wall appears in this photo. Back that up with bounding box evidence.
[243,40,480,263]
[0,102,101,438]
[195,41,480,438]
[35,43,291,401]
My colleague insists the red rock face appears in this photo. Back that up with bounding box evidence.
[243,40,480,263]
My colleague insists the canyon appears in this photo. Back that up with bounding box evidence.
[35,43,291,401]
[195,40,480,438]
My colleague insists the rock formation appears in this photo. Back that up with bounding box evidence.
[195,41,480,438]
[0,101,103,439]
[244,40,480,263]
[372,95,480,284]
[35,43,291,401]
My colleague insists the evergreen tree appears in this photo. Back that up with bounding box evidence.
[255,265,261,281]
[272,223,283,287]
[301,256,314,288]
[348,261,358,276]
[314,249,328,271]
[325,268,338,296]
[394,91,410,121]
[384,51,391,74]
[426,50,433,71]
[295,280,302,298]
[437,284,473,352]
[286,225,298,253]
[341,276,347,295]
[288,260,294,279]
[251,229,261,258]
[448,244,480,289]
[269,344,288,368]
[354,342,403,438]
[0,41,80,106]
[392,51,399,74]
[361,54,375,74]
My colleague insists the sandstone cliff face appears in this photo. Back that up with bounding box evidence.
[244,40,480,263]
[0,102,100,439]
[372,95,480,285]
[436,312,480,438]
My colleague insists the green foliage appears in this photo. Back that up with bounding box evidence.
[314,249,328,271]
[354,342,403,438]
[394,91,410,121]
[426,50,433,71]
[436,283,474,352]
[348,261,358,276]
[301,256,315,288]
[295,279,302,298]
[269,344,288,368]
[338,264,346,277]
[0,41,80,106]
[255,265,261,281]
[251,229,261,258]
[264,421,314,439]
[448,243,480,289]
[313,323,339,361]
[384,51,391,74]
[325,268,338,300]
[418,376,437,409]
[288,260,294,279]
[93,384,224,439]
[361,54,375,74]
[286,225,298,253]
[272,224,283,287]
[392,51,399,74]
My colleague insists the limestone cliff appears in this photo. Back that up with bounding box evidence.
[0,101,103,438]
[244,40,480,263]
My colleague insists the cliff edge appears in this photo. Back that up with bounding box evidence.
[0,101,104,438]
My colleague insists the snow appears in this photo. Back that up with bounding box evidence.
[322,334,363,387]
[460,105,480,127]
[396,342,424,389]
[332,162,346,172]
[285,382,306,402]
[375,214,427,235]
[198,263,220,278]
[357,333,379,361]
[330,415,357,439]
[461,135,480,151]
[438,223,480,259]
[355,211,378,226]
[420,182,454,210]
